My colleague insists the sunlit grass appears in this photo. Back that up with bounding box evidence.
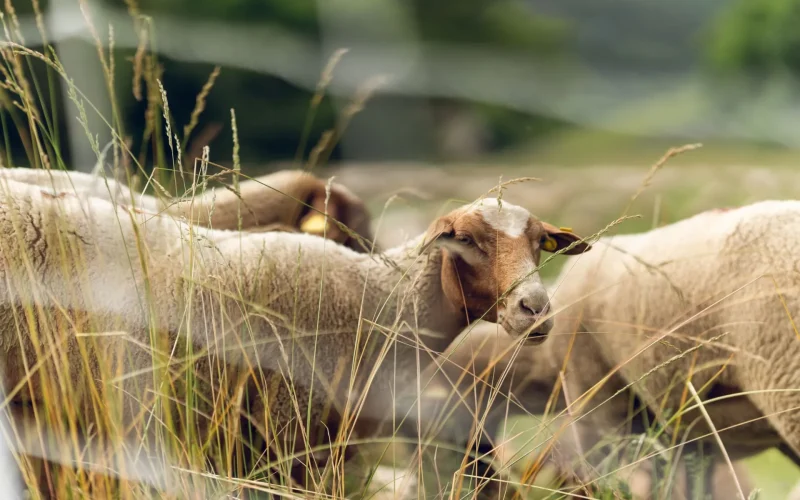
[0,2,799,500]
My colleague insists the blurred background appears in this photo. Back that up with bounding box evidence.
[3,0,800,496]
[5,0,800,245]
[6,0,800,169]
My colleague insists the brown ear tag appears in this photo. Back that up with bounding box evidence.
[301,213,328,235]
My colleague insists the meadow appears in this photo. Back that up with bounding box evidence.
[0,2,799,498]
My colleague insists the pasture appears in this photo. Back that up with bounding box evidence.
[1,2,800,497]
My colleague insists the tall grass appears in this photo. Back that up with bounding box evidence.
[0,4,472,499]
[0,2,795,500]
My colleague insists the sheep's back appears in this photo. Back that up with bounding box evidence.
[548,201,800,449]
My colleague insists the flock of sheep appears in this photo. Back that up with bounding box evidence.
[0,166,798,499]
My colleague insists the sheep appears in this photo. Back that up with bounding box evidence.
[545,201,800,464]
[424,200,800,498]
[0,166,377,495]
[0,167,373,252]
[413,201,800,498]
[0,179,591,493]
[417,321,754,499]
[0,167,374,497]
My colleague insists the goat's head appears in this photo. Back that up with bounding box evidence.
[421,198,591,344]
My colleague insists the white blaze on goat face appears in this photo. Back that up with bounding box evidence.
[474,198,531,238]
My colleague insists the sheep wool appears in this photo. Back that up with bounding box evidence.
[0,167,373,251]
[548,200,800,461]
[0,178,586,478]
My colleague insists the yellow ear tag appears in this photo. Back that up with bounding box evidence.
[300,213,328,235]
[542,236,558,252]
[559,226,573,233]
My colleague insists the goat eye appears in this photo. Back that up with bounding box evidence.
[455,234,473,245]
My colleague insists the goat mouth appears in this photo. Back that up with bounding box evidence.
[524,333,548,345]
[501,315,552,342]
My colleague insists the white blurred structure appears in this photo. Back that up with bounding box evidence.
[0,401,22,499]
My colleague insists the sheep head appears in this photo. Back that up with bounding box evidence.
[421,198,591,345]
[238,170,374,253]
[297,179,372,253]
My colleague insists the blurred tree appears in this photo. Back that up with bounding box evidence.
[701,0,800,145]
[414,0,567,51]
[413,0,574,159]
[110,0,338,172]
[705,0,800,84]
[134,0,320,35]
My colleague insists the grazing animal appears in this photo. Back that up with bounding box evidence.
[419,321,754,499]
[0,167,375,498]
[0,167,373,252]
[547,202,800,467]
[0,180,590,494]
[421,201,800,498]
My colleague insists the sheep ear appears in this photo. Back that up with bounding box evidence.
[541,222,592,255]
[299,184,345,242]
[328,183,371,240]
[419,218,454,255]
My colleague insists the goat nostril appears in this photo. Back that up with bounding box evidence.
[519,298,550,317]
[519,298,540,316]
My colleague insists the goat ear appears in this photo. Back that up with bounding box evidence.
[419,218,454,255]
[541,222,592,255]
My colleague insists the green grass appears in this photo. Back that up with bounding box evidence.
[743,449,798,500]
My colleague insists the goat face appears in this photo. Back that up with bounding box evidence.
[422,198,591,344]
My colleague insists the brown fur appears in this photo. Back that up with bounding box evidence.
[425,201,800,497]
[413,203,800,497]
[171,169,373,252]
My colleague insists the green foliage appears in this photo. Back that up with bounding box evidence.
[414,0,569,52]
[134,0,320,34]
[0,0,573,169]
[705,0,800,77]
[477,103,568,151]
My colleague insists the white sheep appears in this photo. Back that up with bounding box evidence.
[0,178,591,490]
[494,200,800,499]
[419,321,754,499]
[414,202,800,498]
[545,203,795,443]
[0,167,373,251]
